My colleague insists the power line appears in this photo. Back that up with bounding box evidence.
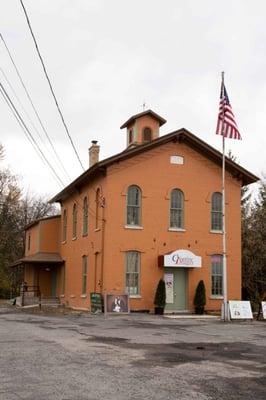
[19,0,85,172]
[0,79,65,188]
[0,33,71,182]
[0,65,68,184]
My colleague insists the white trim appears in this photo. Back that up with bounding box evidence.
[210,230,223,234]
[129,295,142,299]
[80,294,87,298]
[168,228,186,232]
[124,225,143,230]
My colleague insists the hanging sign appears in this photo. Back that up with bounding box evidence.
[229,301,253,319]
[164,273,174,304]
[164,249,201,268]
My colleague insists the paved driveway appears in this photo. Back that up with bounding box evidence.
[0,307,265,400]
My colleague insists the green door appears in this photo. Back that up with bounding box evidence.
[164,268,188,312]
[51,269,57,297]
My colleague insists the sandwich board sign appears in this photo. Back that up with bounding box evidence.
[229,301,253,320]
[262,302,266,319]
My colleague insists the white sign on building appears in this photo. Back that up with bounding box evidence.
[164,273,174,304]
[164,249,201,268]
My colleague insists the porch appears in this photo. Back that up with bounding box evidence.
[11,252,64,306]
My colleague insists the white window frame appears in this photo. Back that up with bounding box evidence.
[170,189,184,229]
[125,251,140,296]
[211,255,223,296]
[126,185,141,226]
[211,192,223,231]
[82,255,88,295]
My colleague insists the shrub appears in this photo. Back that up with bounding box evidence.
[154,279,166,308]
[194,280,206,314]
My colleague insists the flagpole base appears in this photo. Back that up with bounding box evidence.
[221,301,230,322]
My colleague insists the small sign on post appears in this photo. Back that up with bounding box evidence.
[229,301,253,320]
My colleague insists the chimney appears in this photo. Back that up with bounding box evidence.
[89,140,100,167]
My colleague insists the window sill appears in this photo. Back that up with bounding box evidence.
[61,240,67,245]
[210,230,223,234]
[72,237,77,241]
[168,228,186,232]
[82,233,88,237]
[210,296,224,300]
[124,225,143,230]
[70,295,76,298]
[129,295,141,299]
[94,228,101,232]
[60,294,65,298]
[80,294,87,298]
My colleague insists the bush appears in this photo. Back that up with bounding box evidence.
[193,280,206,314]
[154,279,166,308]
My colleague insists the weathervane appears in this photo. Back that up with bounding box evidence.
[142,101,147,111]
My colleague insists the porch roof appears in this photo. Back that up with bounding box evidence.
[10,252,64,267]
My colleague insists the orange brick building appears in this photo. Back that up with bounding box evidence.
[15,110,258,312]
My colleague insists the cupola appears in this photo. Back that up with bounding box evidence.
[120,109,166,149]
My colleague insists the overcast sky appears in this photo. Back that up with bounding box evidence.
[0,0,265,199]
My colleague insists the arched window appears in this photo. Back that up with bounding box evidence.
[62,209,67,242]
[95,188,100,229]
[83,197,88,235]
[128,129,133,144]
[127,185,141,226]
[170,189,184,229]
[211,255,223,296]
[142,127,152,143]
[211,192,222,231]
[126,251,140,295]
[72,203,78,238]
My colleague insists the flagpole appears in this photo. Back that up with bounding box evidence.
[221,71,229,321]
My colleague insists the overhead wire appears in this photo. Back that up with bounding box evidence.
[0,33,71,182]
[0,65,68,184]
[0,79,65,188]
[19,0,85,172]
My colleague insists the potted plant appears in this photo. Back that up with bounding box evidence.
[154,279,166,315]
[194,280,206,315]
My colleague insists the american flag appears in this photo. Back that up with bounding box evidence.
[216,82,242,140]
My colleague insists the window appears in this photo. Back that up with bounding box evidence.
[95,188,100,229]
[170,189,184,229]
[127,185,141,226]
[142,127,152,143]
[82,256,88,295]
[83,197,88,235]
[211,255,223,296]
[128,129,133,144]
[27,233,31,251]
[126,251,140,295]
[211,192,223,231]
[72,203,77,238]
[62,209,67,242]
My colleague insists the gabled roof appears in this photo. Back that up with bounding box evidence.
[25,214,61,230]
[50,128,259,203]
[120,109,167,129]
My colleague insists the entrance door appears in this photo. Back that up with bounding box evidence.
[51,269,57,297]
[164,268,188,312]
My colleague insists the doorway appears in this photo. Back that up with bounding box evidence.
[164,268,188,312]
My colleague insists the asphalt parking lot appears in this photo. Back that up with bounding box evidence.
[0,306,265,400]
